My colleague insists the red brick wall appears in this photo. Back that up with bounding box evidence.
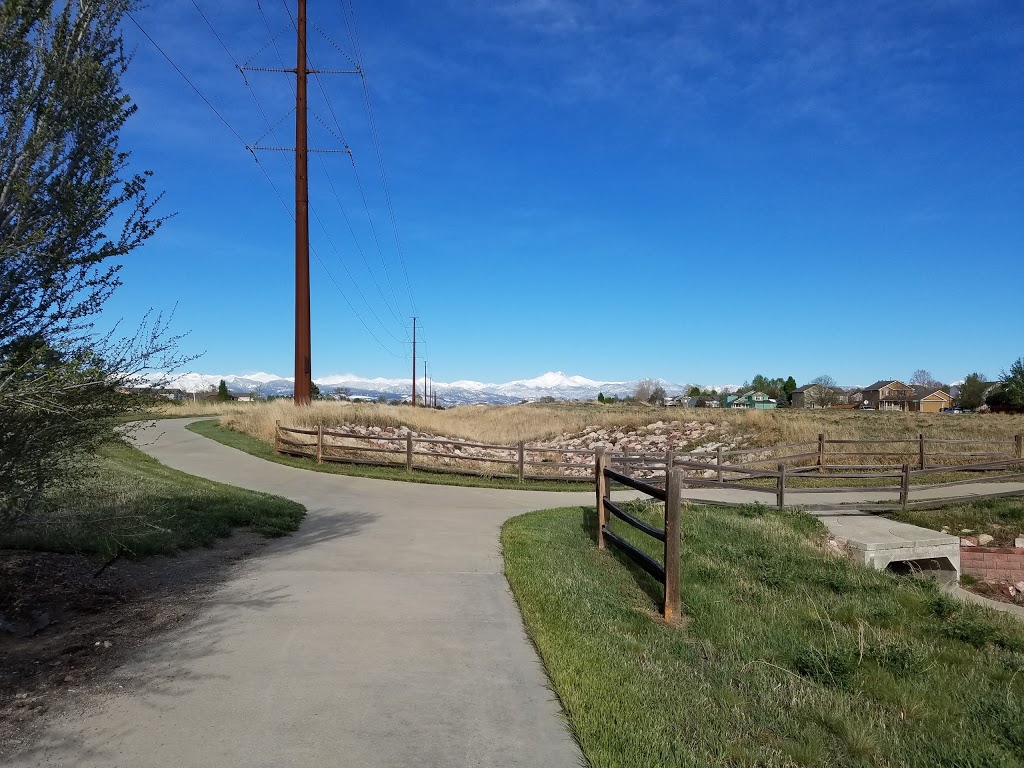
[960,546,1024,583]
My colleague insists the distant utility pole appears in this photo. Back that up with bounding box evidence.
[411,316,417,406]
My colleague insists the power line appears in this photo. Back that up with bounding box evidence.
[126,12,247,148]
[342,0,418,316]
[311,68,407,328]
[285,0,415,327]
[196,0,409,351]
[133,6,407,360]
[257,0,409,335]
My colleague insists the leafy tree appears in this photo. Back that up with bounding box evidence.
[783,376,797,400]
[597,392,605,403]
[1000,357,1024,410]
[216,380,231,401]
[687,385,701,397]
[957,373,988,410]
[1,1,182,529]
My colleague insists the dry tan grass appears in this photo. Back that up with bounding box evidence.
[155,400,1024,452]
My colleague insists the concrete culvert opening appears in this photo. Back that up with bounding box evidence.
[885,557,959,586]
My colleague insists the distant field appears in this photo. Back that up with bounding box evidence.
[153,399,1024,453]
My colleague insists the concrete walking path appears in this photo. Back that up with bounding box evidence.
[10,419,592,767]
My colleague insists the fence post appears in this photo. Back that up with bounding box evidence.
[817,433,825,474]
[595,447,607,550]
[919,433,926,470]
[777,463,786,509]
[1016,434,1023,460]
[316,424,323,464]
[663,468,682,623]
[517,440,525,483]
[900,463,911,509]
[665,449,674,486]
[406,432,414,473]
[274,420,281,455]
[716,445,724,483]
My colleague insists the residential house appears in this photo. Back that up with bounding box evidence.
[790,384,845,408]
[153,387,187,401]
[203,390,254,402]
[862,380,916,411]
[911,386,954,413]
[725,391,776,410]
[668,395,720,408]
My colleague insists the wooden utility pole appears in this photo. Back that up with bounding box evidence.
[293,0,311,405]
[411,317,417,406]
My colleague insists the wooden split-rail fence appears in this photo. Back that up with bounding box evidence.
[274,423,1024,510]
[274,421,600,482]
[595,448,681,622]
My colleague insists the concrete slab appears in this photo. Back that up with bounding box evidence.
[817,511,961,583]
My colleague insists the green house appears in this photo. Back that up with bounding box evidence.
[725,391,776,410]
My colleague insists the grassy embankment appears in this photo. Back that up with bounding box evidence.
[503,503,1024,767]
[186,419,590,492]
[0,440,304,557]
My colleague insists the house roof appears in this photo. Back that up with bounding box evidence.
[913,385,952,400]
[864,380,902,391]
[793,384,843,394]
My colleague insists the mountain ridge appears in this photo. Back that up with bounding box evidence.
[147,370,739,406]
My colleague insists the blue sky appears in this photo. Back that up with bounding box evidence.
[106,0,1024,386]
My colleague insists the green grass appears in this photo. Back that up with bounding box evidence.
[503,503,1024,767]
[1,440,304,558]
[187,419,591,492]
[889,496,1024,544]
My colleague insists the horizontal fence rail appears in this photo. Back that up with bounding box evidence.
[274,423,1024,510]
[596,447,681,622]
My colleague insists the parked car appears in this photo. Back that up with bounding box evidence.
[858,405,875,411]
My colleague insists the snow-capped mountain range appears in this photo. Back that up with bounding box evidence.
[147,370,734,406]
